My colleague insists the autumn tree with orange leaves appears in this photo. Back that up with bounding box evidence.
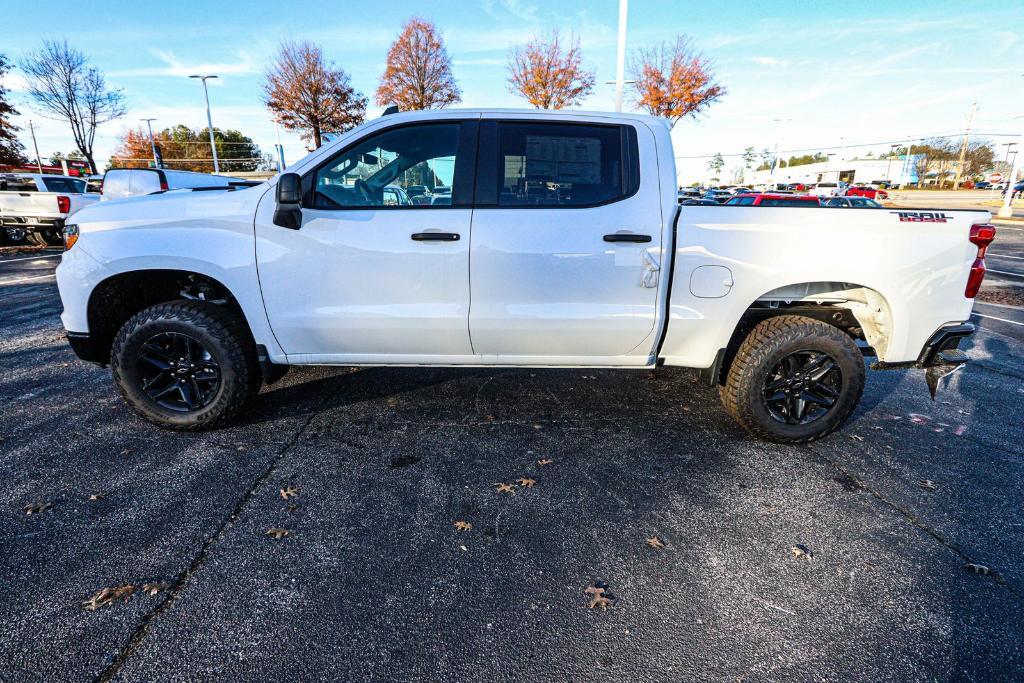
[264,40,367,149]
[376,18,461,111]
[507,31,595,109]
[630,36,725,126]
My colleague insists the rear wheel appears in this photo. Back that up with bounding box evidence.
[111,300,261,430]
[720,315,865,443]
[25,231,48,247]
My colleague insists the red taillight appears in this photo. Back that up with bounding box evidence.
[965,224,996,298]
[160,180,169,191]
[57,195,70,213]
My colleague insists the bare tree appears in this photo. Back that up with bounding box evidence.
[507,31,595,109]
[629,36,725,126]
[19,40,126,173]
[376,18,461,111]
[264,40,367,149]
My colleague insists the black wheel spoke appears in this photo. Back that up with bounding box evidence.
[136,332,221,413]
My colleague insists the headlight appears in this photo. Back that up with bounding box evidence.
[63,223,79,251]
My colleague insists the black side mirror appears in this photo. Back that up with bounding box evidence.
[274,173,302,229]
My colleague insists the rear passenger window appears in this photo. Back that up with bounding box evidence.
[495,123,633,207]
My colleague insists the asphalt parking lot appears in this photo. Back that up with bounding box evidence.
[2,242,1024,682]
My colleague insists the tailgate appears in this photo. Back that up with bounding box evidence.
[0,192,59,217]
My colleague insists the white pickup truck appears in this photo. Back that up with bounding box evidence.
[0,173,100,246]
[56,109,995,442]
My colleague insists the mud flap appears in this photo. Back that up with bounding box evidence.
[925,362,964,400]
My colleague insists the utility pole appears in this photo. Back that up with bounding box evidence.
[28,120,42,173]
[999,124,1024,218]
[951,101,977,189]
[140,118,158,167]
[190,74,220,174]
[274,118,286,172]
[613,0,628,112]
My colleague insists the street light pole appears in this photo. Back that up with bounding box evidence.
[190,74,220,174]
[140,118,158,167]
[28,120,43,173]
[613,0,628,112]
[998,76,1023,219]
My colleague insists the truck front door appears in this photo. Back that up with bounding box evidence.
[255,120,477,362]
[468,119,664,361]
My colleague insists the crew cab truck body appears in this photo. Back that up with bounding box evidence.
[1,173,99,245]
[56,109,994,442]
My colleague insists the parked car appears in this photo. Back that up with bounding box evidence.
[101,168,249,201]
[810,182,847,198]
[725,193,821,207]
[846,185,889,200]
[677,188,702,203]
[57,108,992,444]
[680,198,720,206]
[703,189,733,204]
[823,197,883,208]
[0,172,100,245]
[975,181,992,190]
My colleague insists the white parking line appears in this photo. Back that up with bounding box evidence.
[988,269,1023,277]
[0,273,56,285]
[973,312,1024,327]
[0,253,62,264]
[989,253,1024,260]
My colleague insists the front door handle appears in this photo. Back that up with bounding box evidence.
[603,233,652,243]
[412,232,460,241]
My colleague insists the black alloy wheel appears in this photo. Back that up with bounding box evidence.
[761,350,842,425]
[136,331,222,412]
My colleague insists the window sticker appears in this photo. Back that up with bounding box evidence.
[524,136,601,184]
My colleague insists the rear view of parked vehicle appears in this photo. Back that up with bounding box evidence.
[726,193,820,207]
[0,173,99,245]
[824,197,883,208]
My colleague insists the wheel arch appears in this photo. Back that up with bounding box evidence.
[706,280,897,386]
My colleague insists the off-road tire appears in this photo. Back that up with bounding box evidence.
[25,231,49,247]
[111,300,261,430]
[720,315,865,443]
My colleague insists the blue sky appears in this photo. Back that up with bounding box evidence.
[2,0,1022,181]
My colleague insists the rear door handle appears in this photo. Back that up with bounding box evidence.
[411,232,460,241]
[603,233,652,243]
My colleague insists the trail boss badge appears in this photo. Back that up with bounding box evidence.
[891,211,952,223]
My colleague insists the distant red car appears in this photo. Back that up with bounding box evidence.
[846,186,889,200]
[725,193,821,207]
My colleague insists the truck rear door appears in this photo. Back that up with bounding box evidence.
[468,118,663,361]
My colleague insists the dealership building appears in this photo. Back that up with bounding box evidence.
[743,155,922,187]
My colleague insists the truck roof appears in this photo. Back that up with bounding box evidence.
[374,107,669,128]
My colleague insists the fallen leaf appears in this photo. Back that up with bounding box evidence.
[24,502,52,515]
[849,434,864,442]
[265,527,289,539]
[286,503,300,513]
[918,479,939,492]
[119,448,135,456]
[453,520,472,532]
[790,544,813,560]
[516,478,537,488]
[585,582,614,610]
[965,562,991,575]
[280,486,300,500]
[953,425,967,436]
[537,459,553,466]
[141,581,170,596]
[83,585,135,611]
[492,483,516,495]
[88,492,106,501]
[645,536,666,550]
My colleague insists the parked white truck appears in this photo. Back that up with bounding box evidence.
[56,109,995,442]
[0,173,100,245]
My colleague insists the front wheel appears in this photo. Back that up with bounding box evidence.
[111,301,262,430]
[720,315,865,443]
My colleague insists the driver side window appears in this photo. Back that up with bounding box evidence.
[313,123,460,209]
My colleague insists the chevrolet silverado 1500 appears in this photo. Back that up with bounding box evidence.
[56,109,995,442]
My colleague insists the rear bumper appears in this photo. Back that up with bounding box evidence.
[916,322,974,367]
[66,332,108,366]
[1,216,64,231]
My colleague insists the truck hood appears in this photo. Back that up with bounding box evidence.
[71,184,269,234]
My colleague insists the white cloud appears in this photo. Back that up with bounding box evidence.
[108,48,259,80]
